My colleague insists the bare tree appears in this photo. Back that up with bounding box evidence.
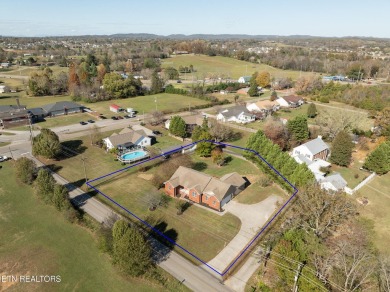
[150,110,165,126]
[209,119,234,142]
[379,257,390,292]
[263,116,290,150]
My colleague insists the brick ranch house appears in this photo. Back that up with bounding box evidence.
[164,166,247,211]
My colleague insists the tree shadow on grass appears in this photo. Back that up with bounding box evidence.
[228,131,243,142]
[59,140,87,158]
[45,164,63,173]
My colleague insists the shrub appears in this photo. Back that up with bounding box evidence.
[259,176,272,187]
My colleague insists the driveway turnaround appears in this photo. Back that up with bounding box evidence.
[206,195,282,274]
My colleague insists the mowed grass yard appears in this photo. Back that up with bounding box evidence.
[161,54,314,80]
[358,172,390,256]
[0,162,174,292]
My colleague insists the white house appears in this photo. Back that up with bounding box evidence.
[238,76,251,84]
[276,95,304,108]
[0,85,10,94]
[217,105,255,124]
[319,173,348,192]
[246,100,280,114]
[292,136,330,162]
[104,130,152,150]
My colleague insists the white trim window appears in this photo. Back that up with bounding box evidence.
[192,191,197,197]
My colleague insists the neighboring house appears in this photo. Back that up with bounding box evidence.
[246,100,280,114]
[0,62,10,68]
[42,101,84,117]
[0,85,10,94]
[293,155,331,181]
[238,76,251,84]
[319,173,348,192]
[276,95,304,108]
[236,87,250,95]
[217,105,255,124]
[0,101,30,129]
[164,114,206,132]
[28,107,46,122]
[109,104,122,113]
[292,136,330,161]
[164,166,247,211]
[103,129,152,150]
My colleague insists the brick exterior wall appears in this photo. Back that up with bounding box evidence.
[313,149,329,160]
[164,182,176,197]
[202,194,220,211]
[188,188,201,204]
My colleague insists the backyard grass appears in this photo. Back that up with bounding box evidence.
[161,54,313,80]
[0,142,11,147]
[0,162,178,292]
[235,183,286,205]
[330,160,368,189]
[357,172,390,255]
[0,131,16,135]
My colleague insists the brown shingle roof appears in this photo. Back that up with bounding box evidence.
[106,131,144,147]
[220,172,246,187]
[282,95,303,103]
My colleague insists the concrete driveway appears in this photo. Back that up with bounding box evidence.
[206,195,282,273]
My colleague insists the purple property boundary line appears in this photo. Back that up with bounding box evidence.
[86,139,298,276]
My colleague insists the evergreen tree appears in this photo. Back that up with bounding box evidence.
[52,184,69,211]
[196,132,214,157]
[112,221,152,276]
[330,130,354,166]
[248,71,259,97]
[191,125,204,141]
[287,116,309,143]
[112,220,130,242]
[270,91,277,101]
[15,157,37,185]
[307,103,317,118]
[34,168,56,203]
[150,70,164,94]
[363,140,390,174]
[32,128,61,159]
[169,116,187,138]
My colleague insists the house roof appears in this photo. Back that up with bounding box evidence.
[166,166,243,201]
[42,101,83,113]
[0,104,27,113]
[110,104,121,109]
[322,173,347,190]
[27,107,46,116]
[297,137,329,156]
[0,109,30,119]
[219,105,250,118]
[282,95,303,103]
[220,172,246,187]
[105,130,145,147]
[252,100,278,110]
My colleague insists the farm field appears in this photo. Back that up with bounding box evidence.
[161,54,314,80]
[0,162,181,292]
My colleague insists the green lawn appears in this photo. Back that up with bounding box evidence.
[34,113,93,129]
[0,131,16,135]
[162,54,313,80]
[330,161,368,189]
[358,172,390,255]
[0,162,180,292]
[0,141,11,147]
[235,183,286,205]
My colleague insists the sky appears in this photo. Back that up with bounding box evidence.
[1,0,390,38]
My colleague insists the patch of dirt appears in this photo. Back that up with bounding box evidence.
[138,173,154,181]
[356,197,370,206]
[245,174,261,184]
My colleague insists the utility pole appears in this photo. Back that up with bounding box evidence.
[292,263,304,292]
[28,114,34,148]
[8,146,14,160]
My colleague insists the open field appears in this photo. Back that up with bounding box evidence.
[162,54,314,80]
[0,162,177,292]
[4,65,68,76]
[357,172,390,255]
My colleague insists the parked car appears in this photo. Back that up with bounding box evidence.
[111,116,118,120]
[79,121,87,125]
[87,119,95,123]
[0,155,9,162]
[152,130,162,136]
[177,80,182,83]
[123,115,130,119]
[117,116,124,120]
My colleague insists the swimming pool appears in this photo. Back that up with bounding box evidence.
[120,150,148,162]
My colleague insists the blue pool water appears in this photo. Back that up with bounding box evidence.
[121,150,148,161]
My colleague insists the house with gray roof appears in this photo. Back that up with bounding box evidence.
[217,105,255,124]
[42,101,84,117]
[320,173,348,192]
[292,136,330,161]
[103,129,152,150]
[238,76,251,83]
[164,166,247,211]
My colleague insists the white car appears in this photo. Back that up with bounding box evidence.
[0,156,9,162]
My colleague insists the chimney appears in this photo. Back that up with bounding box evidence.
[317,135,322,140]
[16,98,21,109]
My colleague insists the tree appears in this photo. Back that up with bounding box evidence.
[211,147,225,166]
[169,116,186,138]
[379,257,390,292]
[112,220,130,243]
[263,117,289,150]
[307,103,317,118]
[330,131,354,166]
[196,132,214,157]
[248,71,259,97]
[287,116,309,143]
[32,128,61,159]
[89,124,103,146]
[209,119,234,142]
[34,168,56,203]
[112,223,152,276]
[291,185,356,238]
[15,157,37,184]
[374,107,390,137]
[103,72,143,99]
[150,70,164,94]
[164,67,179,80]
[96,64,107,84]
[363,140,390,174]
[256,71,271,88]
[270,91,277,101]
[52,184,69,211]
[150,110,164,126]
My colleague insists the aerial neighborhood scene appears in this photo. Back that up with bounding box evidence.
[2,1,390,292]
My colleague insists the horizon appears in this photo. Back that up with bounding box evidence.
[1,0,390,38]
